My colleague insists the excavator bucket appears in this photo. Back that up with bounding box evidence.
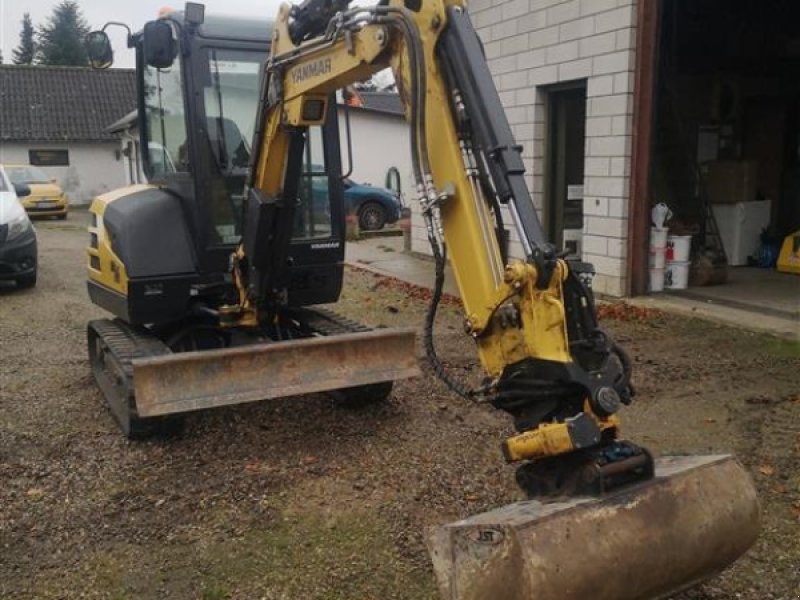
[428,455,759,600]
[131,328,419,417]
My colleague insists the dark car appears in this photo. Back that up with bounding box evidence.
[342,178,403,231]
[300,169,403,233]
[0,166,37,288]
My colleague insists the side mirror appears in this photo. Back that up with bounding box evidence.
[143,20,177,69]
[85,31,114,69]
[14,183,31,198]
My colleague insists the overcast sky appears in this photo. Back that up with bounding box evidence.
[0,0,294,68]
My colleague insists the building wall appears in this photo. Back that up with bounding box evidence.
[336,107,415,200]
[0,141,126,206]
[410,0,638,297]
[118,132,147,186]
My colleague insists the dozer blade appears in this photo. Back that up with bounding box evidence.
[131,328,419,417]
[428,455,759,600]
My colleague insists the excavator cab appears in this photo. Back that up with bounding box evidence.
[84,7,418,437]
[88,10,347,323]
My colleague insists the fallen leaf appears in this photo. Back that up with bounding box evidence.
[302,455,317,465]
[759,464,776,476]
[26,488,44,499]
[746,395,774,405]
[773,484,788,494]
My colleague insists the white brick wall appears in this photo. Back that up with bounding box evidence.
[411,0,638,297]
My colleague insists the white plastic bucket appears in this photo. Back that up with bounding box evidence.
[649,246,666,269]
[665,260,690,290]
[667,235,692,262]
[649,268,665,292]
[650,227,668,249]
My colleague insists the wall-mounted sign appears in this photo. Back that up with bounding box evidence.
[29,149,69,166]
[566,184,584,201]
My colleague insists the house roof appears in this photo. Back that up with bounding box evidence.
[0,65,136,143]
[357,91,405,116]
[342,90,405,118]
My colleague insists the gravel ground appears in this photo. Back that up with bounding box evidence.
[1,213,798,599]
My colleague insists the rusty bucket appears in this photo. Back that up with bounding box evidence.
[428,455,759,600]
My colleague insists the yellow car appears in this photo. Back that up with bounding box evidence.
[4,164,69,219]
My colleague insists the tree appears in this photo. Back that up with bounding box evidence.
[36,2,89,66]
[11,13,36,65]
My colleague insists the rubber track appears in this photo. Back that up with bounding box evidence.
[90,319,170,373]
[88,319,171,417]
[299,307,373,337]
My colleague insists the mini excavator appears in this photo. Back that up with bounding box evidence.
[85,2,760,598]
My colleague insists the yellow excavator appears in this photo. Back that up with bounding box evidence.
[85,2,760,598]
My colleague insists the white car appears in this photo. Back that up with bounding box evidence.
[0,166,37,288]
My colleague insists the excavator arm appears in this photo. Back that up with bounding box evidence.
[227,0,647,495]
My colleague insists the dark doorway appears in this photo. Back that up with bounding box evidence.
[545,83,587,256]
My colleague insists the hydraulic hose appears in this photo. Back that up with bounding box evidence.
[423,243,483,400]
[337,5,479,401]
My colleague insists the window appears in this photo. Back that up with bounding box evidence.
[142,36,188,178]
[29,149,69,166]
[204,48,264,245]
[294,126,333,241]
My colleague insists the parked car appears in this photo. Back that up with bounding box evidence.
[0,166,37,288]
[4,164,69,219]
[343,178,402,231]
[301,169,403,233]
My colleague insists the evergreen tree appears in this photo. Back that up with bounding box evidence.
[36,2,89,66]
[11,13,36,65]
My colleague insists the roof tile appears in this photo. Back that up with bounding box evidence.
[0,65,136,143]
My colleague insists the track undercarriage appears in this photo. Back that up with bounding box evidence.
[88,309,413,438]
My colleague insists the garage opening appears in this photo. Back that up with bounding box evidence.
[649,0,800,317]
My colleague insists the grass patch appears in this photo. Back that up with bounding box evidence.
[28,509,436,600]
[764,337,800,358]
[201,582,231,600]
[201,510,437,600]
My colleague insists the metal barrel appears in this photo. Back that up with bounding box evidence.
[131,328,419,417]
[428,455,760,600]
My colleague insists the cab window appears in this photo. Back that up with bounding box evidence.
[294,126,333,241]
[141,27,188,178]
[203,48,264,245]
